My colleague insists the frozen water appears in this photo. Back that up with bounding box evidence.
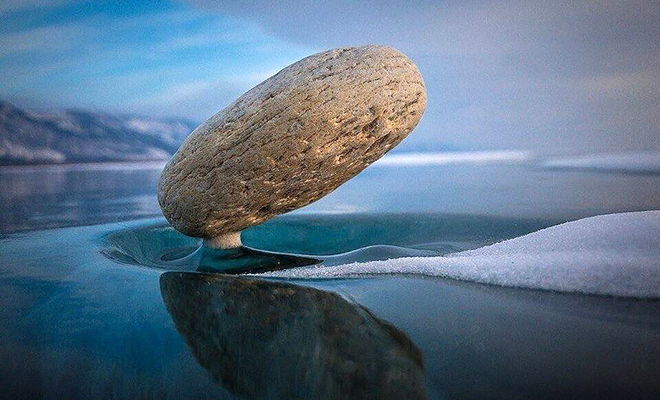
[261,211,660,298]
[543,152,660,175]
[374,150,533,167]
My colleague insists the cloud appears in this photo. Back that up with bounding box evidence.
[0,3,312,120]
[182,0,660,153]
[2,0,657,153]
[182,0,659,61]
[0,0,76,14]
[132,74,270,120]
[0,19,92,56]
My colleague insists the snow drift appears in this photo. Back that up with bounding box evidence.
[260,211,660,298]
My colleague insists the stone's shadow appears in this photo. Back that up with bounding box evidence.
[160,272,427,400]
[194,246,320,274]
[149,243,322,274]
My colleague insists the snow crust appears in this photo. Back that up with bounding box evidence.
[374,151,533,167]
[543,153,660,174]
[261,211,660,298]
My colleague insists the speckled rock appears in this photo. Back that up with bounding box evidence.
[158,45,426,245]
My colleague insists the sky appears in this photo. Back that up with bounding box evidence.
[1,0,658,153]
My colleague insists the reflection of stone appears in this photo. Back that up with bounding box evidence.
[158,45,426,245]
[160,272,427,400]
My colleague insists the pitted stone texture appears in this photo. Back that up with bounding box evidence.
[158,45,427,239]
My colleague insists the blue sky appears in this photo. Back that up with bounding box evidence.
[0,0,315,119]
[1,0,658,153]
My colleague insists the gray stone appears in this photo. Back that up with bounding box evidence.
[158,45,427,245]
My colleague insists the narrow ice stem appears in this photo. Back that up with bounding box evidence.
[204,231,242,249]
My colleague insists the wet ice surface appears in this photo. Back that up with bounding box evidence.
[2,156,660,399]
[4,153,660,233]
[3,217,660,400]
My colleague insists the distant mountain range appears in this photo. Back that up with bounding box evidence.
[0,100,197,165]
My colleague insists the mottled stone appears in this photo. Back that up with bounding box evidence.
[158,45,427,243]
[160,272,427,400]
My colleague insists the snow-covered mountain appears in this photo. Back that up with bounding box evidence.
[0,100,197,165]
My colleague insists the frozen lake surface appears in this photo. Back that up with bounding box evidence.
[1,153,660,399]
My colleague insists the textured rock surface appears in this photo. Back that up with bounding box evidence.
[158,45,426,240]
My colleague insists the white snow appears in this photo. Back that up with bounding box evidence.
[0,161,165,173]
[543,153,660,174]
[0,140,66,163]
[260,211,660,298]
[374,151,533,167]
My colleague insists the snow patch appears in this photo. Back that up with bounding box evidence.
[374,151,533,167]
[260,211,660,298]
[543,153,660,175]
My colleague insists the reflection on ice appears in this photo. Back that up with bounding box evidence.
[160,272,427,400]
[192,246,320,274]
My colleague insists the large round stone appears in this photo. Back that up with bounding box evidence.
[158,45,426,244]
